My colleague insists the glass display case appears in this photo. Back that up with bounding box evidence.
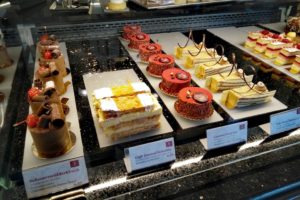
[1,0,300,199]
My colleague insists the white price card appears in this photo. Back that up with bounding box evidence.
[270,107,300,135]
[124,138,176,173]
[201,121,248,150]
[23,157,88,199]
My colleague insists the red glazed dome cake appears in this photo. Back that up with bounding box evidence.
[147,54,175,77]
[139,43,161,63]
[122,25,141,41]
[128,32,150,51]
[175,87,214,120]
[159,68,191,97]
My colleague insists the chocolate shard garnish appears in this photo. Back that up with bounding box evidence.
[62,104,70,115]
[50,103,65,128]
[44,88,56,97]
[61,97,69,104]
[193,92,208,103]
[176,72,188,80]
[37,103,51,116]
[52,49,61,59]
[34,79,43,89]
[38,115,51,128]
[31,95,49,102]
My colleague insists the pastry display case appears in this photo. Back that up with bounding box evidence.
[1,0,300,199]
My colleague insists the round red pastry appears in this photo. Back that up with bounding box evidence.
[174,87,214,120]
[138,43,161,63]
[122,25,142,41]
[159,68,191,97]
[128,32,150,51]
[147,54,175,77]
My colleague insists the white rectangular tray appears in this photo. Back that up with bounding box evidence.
[119,39,223,129]
[207,26,300,82]
[150,32,287,120]
[259,22,285,33]
[23,42,85,169]
[83,69,173,148]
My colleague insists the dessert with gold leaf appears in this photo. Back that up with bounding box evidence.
[92,82,162,140]
[221,81,276,109]
[205,64,254,93]
[194,56,232,79]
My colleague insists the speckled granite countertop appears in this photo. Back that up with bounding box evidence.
[2,30,300,199]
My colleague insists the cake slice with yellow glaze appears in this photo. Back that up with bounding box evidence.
[221,82,276,109]
[290,55,300,74]
[184,48,221,69]
[205,69,253,93]
[194,57,232,79]
[274,46,300,66]
[175,44,202,59]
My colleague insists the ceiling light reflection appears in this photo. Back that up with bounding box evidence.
[85,176,127,193]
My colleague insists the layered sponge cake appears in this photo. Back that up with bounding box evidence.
[93,82,162,140]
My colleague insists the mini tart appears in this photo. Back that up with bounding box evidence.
[159,68,191,97]
[147,54,175,77]
[138,43,161,63]
[174,87,214,120]
[122,25,141,41]
[128,32,150,51]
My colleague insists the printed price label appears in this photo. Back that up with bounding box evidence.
[23,157,88,199]
[202,121,248,150]
[270,107,300,135]
[124,138,176,173]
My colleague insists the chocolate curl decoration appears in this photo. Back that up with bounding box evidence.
[226,53,238,77]
[44,87,56,97]
[50,103,65,128]
[37,115,51,128]
[34,79,43,89]
[62,104,70,115]
[37,103,52,116]
[49,62,59,76]
[61,97,69,104]
[205,44,225,66]
[178,29,200,49]
[31,95,49,102]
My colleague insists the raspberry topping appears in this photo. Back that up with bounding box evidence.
[28,87,42,100]
[26,114,39,128]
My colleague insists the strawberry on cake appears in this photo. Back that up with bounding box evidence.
[159,68,191,97]
[40,49,67,77]
[174,87,214,120]
[147,54,175,77]
[128,32,150,51]
[138,43,161,63]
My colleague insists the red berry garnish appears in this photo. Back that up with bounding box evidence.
[282,38,290,43]
[261,30,270,35]
[296,44,300,49]
[40,34,49,42]
[272,34,279,39]
[44,51,52,59]
[28,87,42,100]
[26,114,39,128]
